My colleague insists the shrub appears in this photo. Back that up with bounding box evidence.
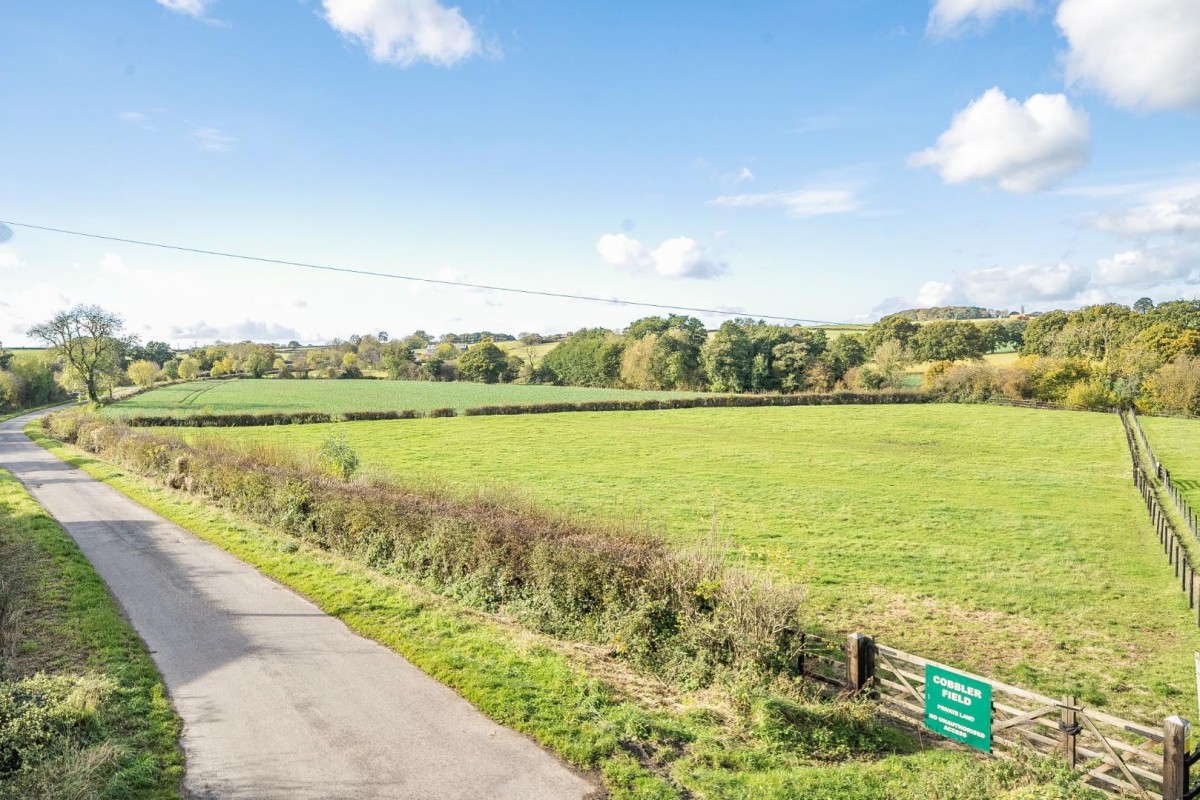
[1063,379,1117,411]
[1141,354,1200,416]
[0,673,113,778]
[317,432,360,481]
[928,363,1003,403]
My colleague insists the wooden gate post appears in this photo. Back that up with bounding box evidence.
[845,633,875,697]
[1163,715,1189,800]
[1060,695,1078,769]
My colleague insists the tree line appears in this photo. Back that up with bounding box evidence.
[899,299,1200,414]
[17,297,1200,417]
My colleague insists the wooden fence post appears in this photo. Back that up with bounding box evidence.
[1060,695,1078,769]
[1162,715,1189,800]
[845,633,875,697]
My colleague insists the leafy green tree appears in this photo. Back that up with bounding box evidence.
[911,320,990,362]
[1019,311,1070,357]
[1134,297,1155,314]
[1147,300,1200,330]
[420,357,445,381]
[457,339,513,383]
[865,315,918,351]
[823,334,867,374]
[243,350,273,378]
[873,340,911,388]
[127,359,159,388]
[542,328,624,387]
[1054,304,1139,362]
[161,358,180,380]
[771,340,820,392]
[433,342,460,361]
[703,321,753,392]
[0,341,11,371]
[128,340,173,365]
[177,356,201,380]
[381,341,414,379]
[27,305,131,402]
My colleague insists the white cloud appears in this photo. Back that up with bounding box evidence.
[595,233,727,280]
[910,88,1089,193]
[193,127,236,153]
[736,167,755,183]
[957,262,1091,306]
[168,320,303,342]
[596,233,651,270]
[155,0,211,17]
[1095,245,1198,288]
[1096,192,1200,237]
[1057,0,1200,111]
[0,252,20,270]
[322,0,480,67]
[915,280,966,307]
[117,111,156,130]
[99,253,131,277]
[709,188,860,218]
[927,0,1034,38]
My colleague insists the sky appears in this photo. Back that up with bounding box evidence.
[2,0,1199,346]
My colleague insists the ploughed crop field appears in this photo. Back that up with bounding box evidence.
[103,378,711,418]
[187,403,1200,719]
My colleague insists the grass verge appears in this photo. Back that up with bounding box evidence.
[0,467,182,799]
[25,422,1102,799]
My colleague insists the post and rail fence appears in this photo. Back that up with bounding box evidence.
[1119,410,1200,627]
[795,631,1197,799]
[1127,410,1200,544]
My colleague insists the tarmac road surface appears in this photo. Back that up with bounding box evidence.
[0,412,597,800]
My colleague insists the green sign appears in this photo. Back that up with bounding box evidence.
[924,663,992,752]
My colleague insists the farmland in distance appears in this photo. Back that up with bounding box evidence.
[102,378,714,419]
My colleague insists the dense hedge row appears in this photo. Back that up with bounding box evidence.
[44,410,808,687]
[122,389,930,427]
[127,411,334,427]
[460,390,928,416]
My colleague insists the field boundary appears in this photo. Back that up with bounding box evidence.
[1129,410,1200,541]
[1120,410,1200,628]
[118,389,931,427]
[809,632,1189,800]
[35,408,1200,799]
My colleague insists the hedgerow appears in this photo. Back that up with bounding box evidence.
[119,390,930,427]
[44,409,808,689]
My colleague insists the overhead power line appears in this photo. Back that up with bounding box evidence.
[0,219,864,327]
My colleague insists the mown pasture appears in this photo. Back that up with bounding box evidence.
[187,403,1200,719]
[103,378,711,419]
[1140,415,1200,510]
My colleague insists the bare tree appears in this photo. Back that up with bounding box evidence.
[28,305,127,402]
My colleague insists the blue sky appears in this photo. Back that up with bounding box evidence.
[2,0,1199,345]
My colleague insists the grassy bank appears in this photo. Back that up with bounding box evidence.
[26,423,1100,800]
[186,403,1200,719]
[0,468,182,799]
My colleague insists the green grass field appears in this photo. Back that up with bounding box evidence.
[1140,415,1200,510]
[187,403,1200,720]
[103,378,712,418]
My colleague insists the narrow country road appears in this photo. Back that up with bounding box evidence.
[0,413,597,800]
